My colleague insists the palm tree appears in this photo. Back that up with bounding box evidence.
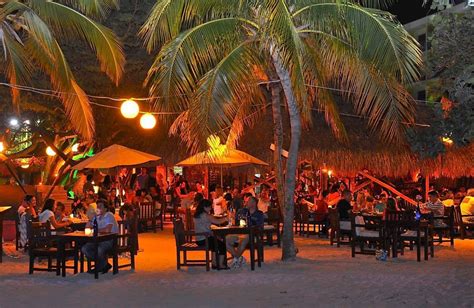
[0,0,125,141]
[140,0,422,260]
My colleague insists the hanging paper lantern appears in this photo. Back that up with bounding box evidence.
[140,113,157,129]
[120,99,140,119]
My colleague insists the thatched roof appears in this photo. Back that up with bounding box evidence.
[238,105,474,179]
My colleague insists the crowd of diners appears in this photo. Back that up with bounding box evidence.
[295,179,474,231]
[15,167,474,272]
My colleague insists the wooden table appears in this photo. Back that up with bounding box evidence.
[57,231,118,279]
[211,225,262,270]
[0,206,12,263]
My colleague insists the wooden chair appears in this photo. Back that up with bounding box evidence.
[164,195,178,221]
[431,206,455,246]
[28,221,77,275]
[350,214,383,257]
[328,208,351,247]
[383,210,403,258]
[398,212,434,262]
[173,218,211,271]
[112,220,137,271]
[138,202,157,233]
[453,205,474,239]
[263,207,281,247]
[184,208,195,242]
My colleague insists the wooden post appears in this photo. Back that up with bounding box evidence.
[425,175,430,202]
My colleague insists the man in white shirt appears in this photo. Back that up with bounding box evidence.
[460,189,474,223]
[81,199,119,274]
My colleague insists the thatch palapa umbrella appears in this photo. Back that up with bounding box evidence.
[72,144,161,197]
[177,136,268,190]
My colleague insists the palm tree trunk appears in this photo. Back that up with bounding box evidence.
[268,70,285,220]
[272,54,301,261]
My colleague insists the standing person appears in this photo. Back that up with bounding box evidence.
[226,197,264,269]
[193,199,228,269]
[81,199,119,274]
[18,195,38,248]
[82,174,94,195]
[136,168,151,191]
[148,170,157,190]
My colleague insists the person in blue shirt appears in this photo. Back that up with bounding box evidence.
[227,196,264,269]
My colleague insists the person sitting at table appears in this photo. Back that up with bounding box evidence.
[460,189,474,223]
[54,202,66,222]
[374,192,388,213]
[441,190,455,207]
[193,199,228,269]
[336,190,353,230]
[257,185,271,215]
[424,190,446,227]
[382,197,399,220]
[230,188,244,212]
[364,196,375,213]
[227,196,264,269]
[82,199,119,274]
[39,199,72,230]
[212,188,225,216]
[314,190,329,220]
[85,194,98,222]
[18,195,38,249]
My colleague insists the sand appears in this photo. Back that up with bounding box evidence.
[1,225,473,308]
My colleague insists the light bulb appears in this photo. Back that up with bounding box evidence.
[140,113,157,129]
[121,99,140,119]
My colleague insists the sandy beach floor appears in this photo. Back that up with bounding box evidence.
[1,225,473,308]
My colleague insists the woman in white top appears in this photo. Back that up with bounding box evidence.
[39,199,72,230]
[212,188,226,215]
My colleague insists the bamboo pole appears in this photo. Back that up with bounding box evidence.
[358,171,416,206]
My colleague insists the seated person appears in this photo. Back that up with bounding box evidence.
[38,199,72,230]
[364,196,375,213]
[85,195,98,222]
[374,193,388,213]
[382,197,399,220]
[336,190,353,230]
[424,190,445,227]
[460,189,474,223]
[54,202,66,222]
[81,199,119,274]
[227,197,264,269]
[193,199,228,269]
[18,195,38,248]
[314,190,329,221]
[441,190,455,207]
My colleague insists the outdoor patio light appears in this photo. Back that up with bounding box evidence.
[441,137,453,145]
[71,143,80,153]
[9,118,19,127]
[121,99,140,119]
[46,146,57,156]
[0,141,4,153]
[140,113,157,129]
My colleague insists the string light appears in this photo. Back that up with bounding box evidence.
[71,143,80,152]
[0,142,4,153]
[140,113,157,129]
[121,99,140,119]
[46,146,56,156]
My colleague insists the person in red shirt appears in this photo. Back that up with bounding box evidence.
[314,190,329,222]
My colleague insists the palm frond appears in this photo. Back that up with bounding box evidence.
[25,36,95,141]
[185,41,264,151]
[146,18,255,114]
[262,0,310,122]
[30,0,124,85]
[293,2,422,84]
[57,0,119,19]
[0,21,33,110]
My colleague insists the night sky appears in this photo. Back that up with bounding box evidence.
[388,0,432,24]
